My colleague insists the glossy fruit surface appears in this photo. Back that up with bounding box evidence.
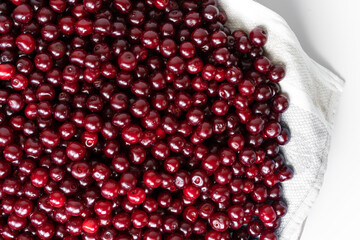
[0,1,292,240]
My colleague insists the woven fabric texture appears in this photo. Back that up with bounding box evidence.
[218,0,344,239]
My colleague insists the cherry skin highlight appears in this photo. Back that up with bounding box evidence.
[0,1,292,240]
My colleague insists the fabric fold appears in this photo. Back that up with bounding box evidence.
[217,0,344,239]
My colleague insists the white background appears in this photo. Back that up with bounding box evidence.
[257,0,360,239]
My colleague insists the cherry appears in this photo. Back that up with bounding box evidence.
[213,47,230,64]
[250,27,267,47]
[30,168,49,188]
[0,64,16,80]
[101,179,120,199]
[131,209,149,228]
[122,124,143,144]
[0,15,12,34]
[167,56,186,75]
[277,166,294,182]
[66,141,86,161]
[202,153,220,172]
[127,187,146,205]
[118,51,137,71]
[210,184,230,203]
[94,199,112,217]
[75,18,93,36]
[36,221,55,239]
[0,3,292,240]
[35,53,53,72]
[214,166,232,185]
[65,217,83,236]
[112,212,131,231]
[143,170,162,188]
[254,56,271,73]
[12,4,33,24]
[272,94,289,113]
[268,65,286,83]
[82,218,99,233]
[154,0,169,9]
[14,198,33,217]
[247,220,263,237]
[183,185,200,200]
[260,230,278,240]
[228,133,245,152]
[49,190,66,208]
[163,215,179,233]
[259,204,277,223]
[164,157,180,173]
[0,126,14,147]
[141,30,160,49]
[209,212,230,232]
[16,34,36,54]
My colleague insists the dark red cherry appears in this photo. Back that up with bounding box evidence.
[0,3,292,239]
[250,27,267,47]
[209,212,230,232]
[16,34,36,53]
[0,64,16,80]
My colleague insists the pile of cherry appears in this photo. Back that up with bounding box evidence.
[0,0,293,239]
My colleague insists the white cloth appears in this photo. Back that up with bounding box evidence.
[217,0,344,239]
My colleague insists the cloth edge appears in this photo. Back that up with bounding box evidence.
[217,0,345,239]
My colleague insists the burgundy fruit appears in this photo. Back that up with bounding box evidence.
[0,1,292,240]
